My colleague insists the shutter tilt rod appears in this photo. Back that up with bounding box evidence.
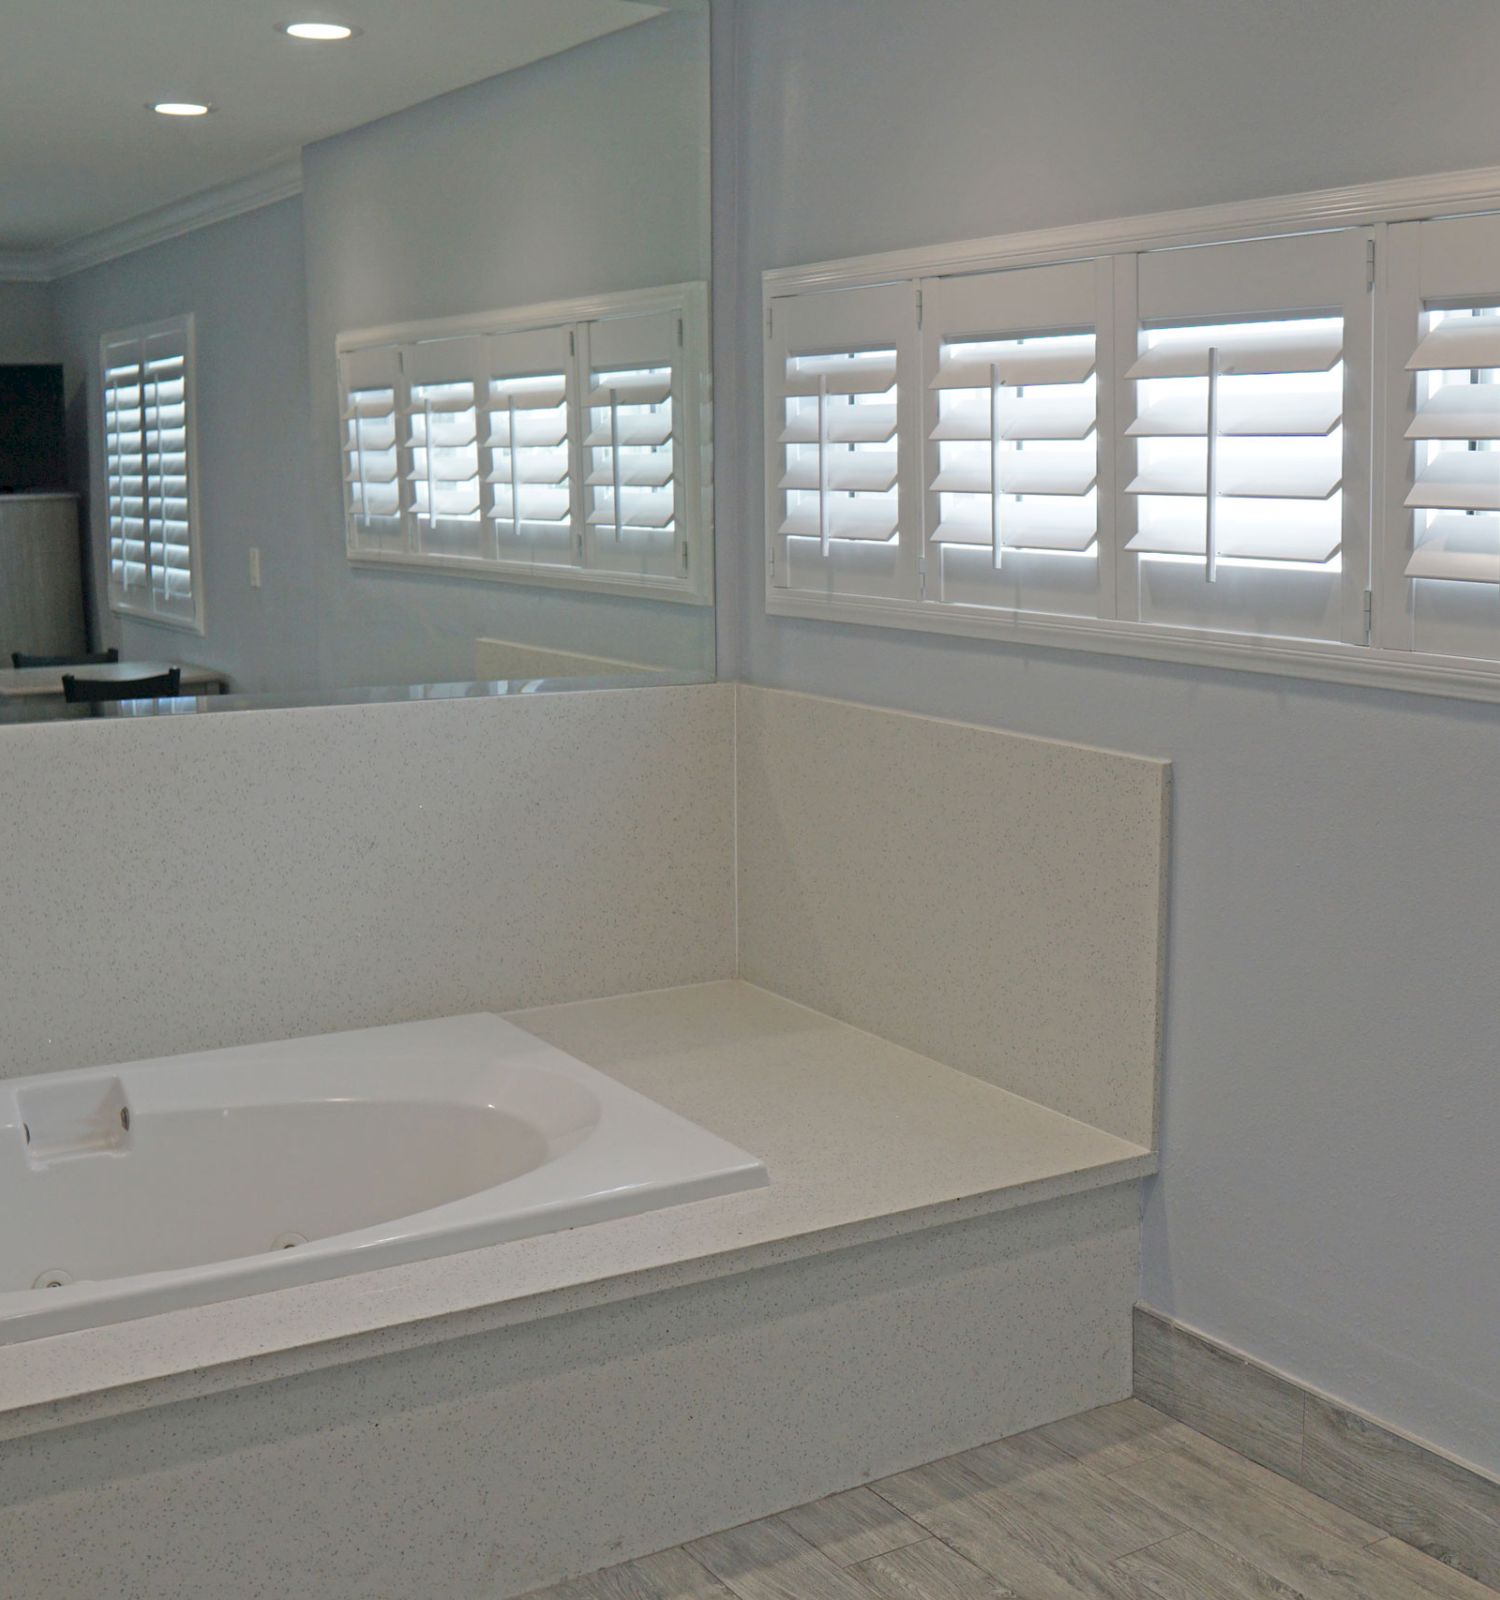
[609,383,623,542]
[147,367,159,595]
[1204,345,1220,584]
[424,393,436,542]
[507,396,520,540]
[354,402,369,532]
[817,372,831,555]
[990,361,1005,572]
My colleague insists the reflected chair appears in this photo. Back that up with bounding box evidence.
[12,648,120,669]
[62,667,182,706]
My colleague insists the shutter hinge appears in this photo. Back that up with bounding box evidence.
[916,288,924,329]
[1366,239,1377,292]
[1363,587,1373,641]
[767,542,776,578]
[569,330,577,356]
[677,317,685,347]
[918,554,928,597]
[680,540,690,576]
[766,303,774,340]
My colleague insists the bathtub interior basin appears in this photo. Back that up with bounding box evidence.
[0,1013,768,1343]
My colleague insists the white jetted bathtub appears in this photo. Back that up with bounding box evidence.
[0,1014,767,1344]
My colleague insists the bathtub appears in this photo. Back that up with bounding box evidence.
[0,1014,767,1344]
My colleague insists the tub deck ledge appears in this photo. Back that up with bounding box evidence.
[0,979,1153,1440]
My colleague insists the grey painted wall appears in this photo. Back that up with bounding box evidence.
[50,198,320,690]
[0,281,56,363]
[717,0,1500,1474]
[299,5,713,688]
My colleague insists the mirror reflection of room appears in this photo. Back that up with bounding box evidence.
[0,1,711,720]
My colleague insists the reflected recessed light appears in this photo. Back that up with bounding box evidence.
[150,101,215,117]
[278,20,359,41]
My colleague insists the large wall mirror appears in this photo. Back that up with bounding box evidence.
[0,0,711,721]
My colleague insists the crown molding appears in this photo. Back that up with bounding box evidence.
[0,251,53,283]
[1,159,304,285]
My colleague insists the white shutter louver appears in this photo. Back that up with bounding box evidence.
[780,348,900,543]
[931,341,1098,548]
[102,315,201,631]
[403,336,485,562]
[103,336,147,606]
[768,280,916,602]
[582,308,683,583]
[341,344,404,555]
[484,324,576,567]
[1403,307,1500,585]
[1126,316,1346,566]
[1380,213,1500,665]
[1121,229,1369,646]
[339,283,708,601]
[920,258,1111,620]
[763,186,1500,696]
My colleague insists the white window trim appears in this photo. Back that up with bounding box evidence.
[763,162,1500,704]
[99,312,205,636]
[338,282,713,607]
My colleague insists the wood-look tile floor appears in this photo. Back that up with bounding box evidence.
[524,1401,1500,1600]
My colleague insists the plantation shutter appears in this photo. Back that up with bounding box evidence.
[339,284,708,601]
[1382,213,1500,661]
[404,336,485,561]
[102,315,201,630]
[921,258,1112,618]
[767,280,917,601]
[1122,230,1370,644]
[581,308,683,583]
[103,333,148,608]
[1405,309,1500,581]
[483,323,578,569]
[340,344,404,555]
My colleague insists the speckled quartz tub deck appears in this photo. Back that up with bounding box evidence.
[0,980,1153,1441]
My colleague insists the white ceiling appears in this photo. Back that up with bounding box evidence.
[0,0,666,254]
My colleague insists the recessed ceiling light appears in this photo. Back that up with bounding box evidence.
[277,21,358,41]
[149,101,215,117]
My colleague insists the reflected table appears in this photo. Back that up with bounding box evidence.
[0,661,228,720]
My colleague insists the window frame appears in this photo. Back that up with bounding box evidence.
[763,164,1500,704]
[339,282,712,607]
[99,312,205,635]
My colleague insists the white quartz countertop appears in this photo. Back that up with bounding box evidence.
[0,981,1153,1437]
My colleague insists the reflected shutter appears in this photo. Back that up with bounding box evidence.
[103,333,148,607]
[581,307,683,583]
[483,323,577,568]
[340,344,404,555]
[102,315,200,629]
[338,283,708,601]
[404,336,486,561]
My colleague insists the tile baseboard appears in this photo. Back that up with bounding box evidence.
[1134,1305,1303,1479]
[1134,1305,1500,1590]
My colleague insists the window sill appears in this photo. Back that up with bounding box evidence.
[108,600,206,637]
[766,588,1500,705]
